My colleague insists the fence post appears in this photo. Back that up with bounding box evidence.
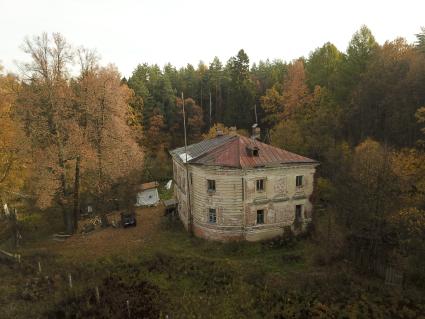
[126,300,131,318]
[95,286,100,303]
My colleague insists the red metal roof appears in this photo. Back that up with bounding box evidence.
[180,135,317,168]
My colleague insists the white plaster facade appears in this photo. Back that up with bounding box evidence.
[172,156,317,241]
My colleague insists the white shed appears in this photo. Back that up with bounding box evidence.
[136,181,160,206]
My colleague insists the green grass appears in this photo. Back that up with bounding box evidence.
[145,219,311,276]
[158,182,173,200]
[1,215,425,318]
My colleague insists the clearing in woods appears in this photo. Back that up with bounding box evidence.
[3,204,425,318]
[27,205,164,260]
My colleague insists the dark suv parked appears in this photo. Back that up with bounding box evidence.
[120,211,137,228]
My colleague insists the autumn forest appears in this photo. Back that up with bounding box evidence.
[1,25,425,317]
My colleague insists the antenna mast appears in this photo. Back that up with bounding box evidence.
[182,92,188,163]
[182,92,192,234]
[209,90,212,129]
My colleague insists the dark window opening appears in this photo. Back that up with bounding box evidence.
[294,205,302,229]
[208,208,217,223]
[257,209,264,224]
[207,179,216,192]
[246,146,259,156]
[296,175,303,187]
[256,179,265,191]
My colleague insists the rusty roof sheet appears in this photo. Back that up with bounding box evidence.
[170,135,317,168]
[138,181,159,191]
[170,135,234,163]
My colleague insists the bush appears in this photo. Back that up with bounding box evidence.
[262,230,298,249]
[47,274,164,319]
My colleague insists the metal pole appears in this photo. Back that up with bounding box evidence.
[209,90,212,129]
[182,92,188,163]
[181,93,193,234]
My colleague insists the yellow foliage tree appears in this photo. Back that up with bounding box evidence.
[415,106,425,146]
[0,66,29,202]
[202,123,248,140]
[391,149,425,207]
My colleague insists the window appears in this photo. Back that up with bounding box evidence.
[294,205,303,229]
[295,205,302,220]
[246,146,259,156]
[256,179,265,191]
[296,175,303,187]
[207,179,216,192]
[208,208,217,223]
[257,209,264,224]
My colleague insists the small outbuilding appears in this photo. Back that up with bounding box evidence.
[136,182,160,206]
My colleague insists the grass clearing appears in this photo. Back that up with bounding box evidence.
[1,204,424,318]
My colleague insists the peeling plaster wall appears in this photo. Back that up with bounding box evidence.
[172,156,317,241]
[242,165,316,241]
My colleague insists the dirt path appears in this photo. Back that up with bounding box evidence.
[35,205,165,260]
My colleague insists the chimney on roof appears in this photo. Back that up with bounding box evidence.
[216,129,223,137]
[251,123,261,140]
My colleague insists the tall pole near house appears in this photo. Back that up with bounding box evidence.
[182,92,188,162]
[182,93,193,234]
[209,90,212,129]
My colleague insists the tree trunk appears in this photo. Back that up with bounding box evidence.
[73,156,80,232]
[56,131,74,234]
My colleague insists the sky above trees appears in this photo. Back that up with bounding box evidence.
[1,0,424,77]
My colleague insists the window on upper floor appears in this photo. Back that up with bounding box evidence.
[208,208,217,223]
[296,175,303,187]
[256,179,265,191]
[207,179,216,192]
[257,209,264,224]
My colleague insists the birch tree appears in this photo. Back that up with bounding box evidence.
[17,33,79,232]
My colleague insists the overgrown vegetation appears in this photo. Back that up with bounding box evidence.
[1,218,424,318]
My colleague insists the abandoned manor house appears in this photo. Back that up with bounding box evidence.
[170,128,318,241]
